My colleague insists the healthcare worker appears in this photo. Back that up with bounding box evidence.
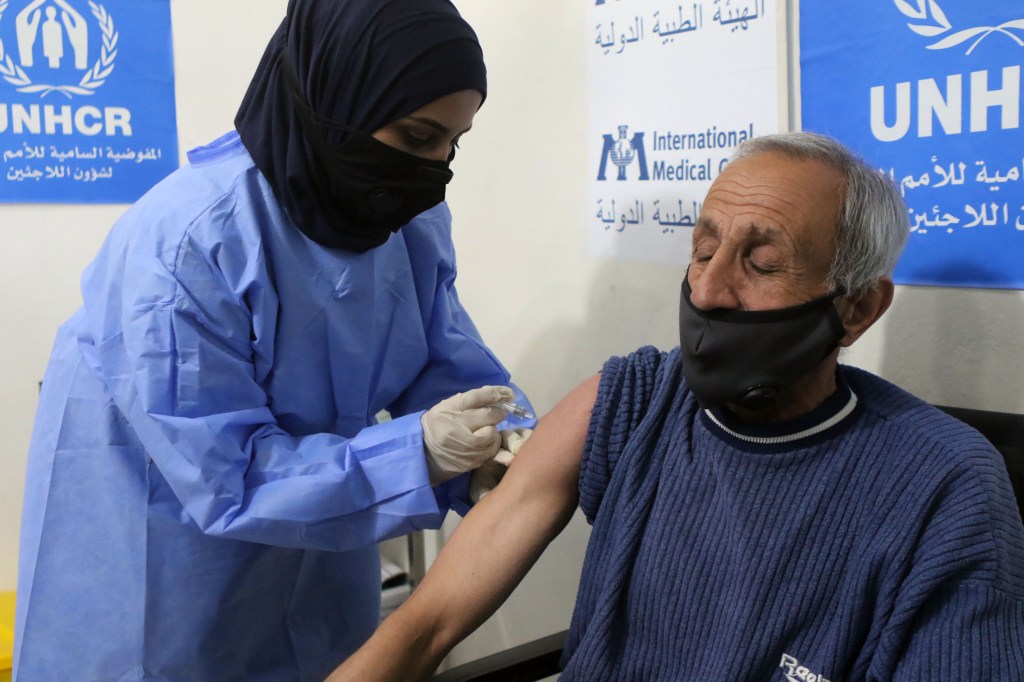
[14,0,531,679]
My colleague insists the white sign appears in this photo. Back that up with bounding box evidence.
[588,0,782,264]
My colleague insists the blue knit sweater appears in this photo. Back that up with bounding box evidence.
[562,346,1024,681]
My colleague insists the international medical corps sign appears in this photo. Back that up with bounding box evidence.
[801,0,1024,289]
[0,0,177,203]
[588,0,779,265]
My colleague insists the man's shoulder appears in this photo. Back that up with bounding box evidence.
[840,367,1024,597]
[602,345,680,376]
[841,365,978,448]
[593,346,686,417]
[842,365,1018,520]
[588,346,688,453]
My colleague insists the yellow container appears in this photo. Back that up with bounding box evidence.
[0,591,14,682]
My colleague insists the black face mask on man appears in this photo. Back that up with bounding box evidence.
[677,274,847,411]
[282,54,454,252]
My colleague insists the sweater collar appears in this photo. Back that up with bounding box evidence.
[701,371,858,448]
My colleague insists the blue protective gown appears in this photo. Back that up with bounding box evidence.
[15,131,520,681]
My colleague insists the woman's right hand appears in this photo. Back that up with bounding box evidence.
[421,385,515,484]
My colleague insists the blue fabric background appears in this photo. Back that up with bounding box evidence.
[801,0,1023,289]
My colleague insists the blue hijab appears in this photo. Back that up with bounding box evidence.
[235,0,487,248]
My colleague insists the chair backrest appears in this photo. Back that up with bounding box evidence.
[936,405,1024,513]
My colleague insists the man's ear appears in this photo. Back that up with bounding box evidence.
[836,277,894,347]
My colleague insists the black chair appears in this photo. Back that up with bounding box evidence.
[432,405,1024,682]
[935,405,1024,512]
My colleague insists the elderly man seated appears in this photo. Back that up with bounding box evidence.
[330,132,1024,681]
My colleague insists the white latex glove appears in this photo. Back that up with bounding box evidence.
[469,427,533,502]
[422,385,516,485]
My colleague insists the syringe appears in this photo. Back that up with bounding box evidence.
[492,400,536,420]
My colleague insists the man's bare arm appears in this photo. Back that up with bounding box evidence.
[327,375,600,682]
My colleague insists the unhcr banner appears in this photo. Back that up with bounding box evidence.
[0,0,177,203]
[801,0,1023,289]
[588,0,781,265]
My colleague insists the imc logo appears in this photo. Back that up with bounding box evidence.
[597,124,650,181]
[0,0,119,98]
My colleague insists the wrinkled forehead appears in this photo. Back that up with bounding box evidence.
[695,152,844,254]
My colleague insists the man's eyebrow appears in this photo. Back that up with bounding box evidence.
[697,218,784,243]
[694,217,718,237]
[403,115,472,137]
[744,222,785,243]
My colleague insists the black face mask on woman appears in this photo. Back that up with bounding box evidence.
[678,274,847,411]
[282,56,454,252]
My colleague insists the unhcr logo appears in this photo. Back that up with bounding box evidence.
[894,0,1024,54]
[0,0,130,136]
[0,0,118,98]
[597,124,650,181]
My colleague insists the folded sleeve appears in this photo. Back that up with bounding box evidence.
[579,345,665,523]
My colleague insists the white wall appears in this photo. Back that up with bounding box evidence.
[1,1,1022,673]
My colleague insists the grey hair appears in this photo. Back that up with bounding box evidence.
[730,131,909,298]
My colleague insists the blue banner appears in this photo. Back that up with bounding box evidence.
[801,0,1023,289]
[0,0,177,203]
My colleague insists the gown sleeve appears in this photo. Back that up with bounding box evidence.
[383,222,535,514]
[80,217,463,552]
[384,227,529,420]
